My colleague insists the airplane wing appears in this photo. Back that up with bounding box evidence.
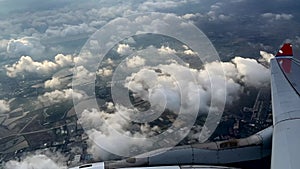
[69,126,272,169]
[70,163,235,169]
[270,43,300,169]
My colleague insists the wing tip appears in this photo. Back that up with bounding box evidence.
[276,43,293,73]
[276,43,293,57]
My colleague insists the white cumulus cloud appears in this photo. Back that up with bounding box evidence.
[44,77,62,89]
[117,44,133,56]
[158,46,176,55]
[259,51,274,63]
[38,89,87,106]
[261,13,293,21]
[79,106,154,160]
[183,49,197,56]
[7,37,45,57]
[5,54,73,77]
[96,67,113,77]
[232,57,270,87]
[4,152,67,169]
[125,55,270,114]
[126,56,146,68]
[0,100,10,113]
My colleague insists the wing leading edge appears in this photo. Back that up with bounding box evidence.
[270,43,300,169]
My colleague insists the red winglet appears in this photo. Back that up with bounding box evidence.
[276,43,293,56]
[276,43,293,73]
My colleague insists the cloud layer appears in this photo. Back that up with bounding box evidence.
[78,50,272,160]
